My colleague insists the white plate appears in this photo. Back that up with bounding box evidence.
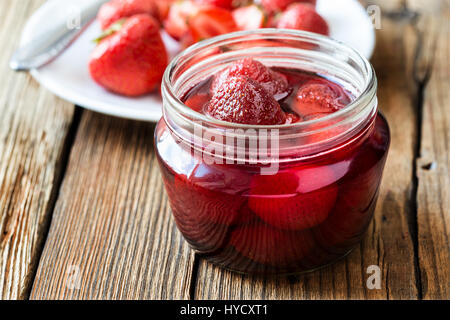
[21,0,375,122]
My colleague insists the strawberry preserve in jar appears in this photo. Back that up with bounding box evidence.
[156,29,390,275]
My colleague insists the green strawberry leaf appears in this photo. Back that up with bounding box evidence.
[93,19,126,44]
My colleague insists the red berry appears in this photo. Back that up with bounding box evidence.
[166,164,252,252]
[97,0,159,30]
[154,0,175,21]
[173,174,242,225]
[207,75,286,125]
[261,0,316,13]
[230,223,314,266]
[277,3,329,36]
[313,164,382,253]
[211,58,289,98]
[89,14,168,96]
[163,175,231,252]
[187,6,237,43]
[164,0,200,40]
[293,81,349,118]
[248,166,338,230]
[171,163,252,226]
[232,5,266,31]
[196,0,235,10]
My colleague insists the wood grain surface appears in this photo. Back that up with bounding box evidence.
[29,112,195,299]
[0,0,75,299]
[412,0,450,300]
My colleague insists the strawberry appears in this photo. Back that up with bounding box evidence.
[207,75,286,125]
[248,166,338,230]
[293,80,352,144]
[302,114,345,145]
[313,166,382,253]
[164,0,200,40]
[187,6,238,42]
[277,3,329,36]
[261,0,316,13]
[234,206,259,226]
[153,0,175,21]
[165,175,233,252]
[232,4,266,31]
[171,163,252,226]
[195,0,235,9]
[97,0,159,30]
[89,14,168,96]
[293,81,349,119]
[230,223,314,267]
[313,118,389,252]
[211,58,289,98]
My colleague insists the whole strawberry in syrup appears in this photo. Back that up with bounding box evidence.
[207,75,286,125]
[294,80,350,119]
[248,165,338,230]
[211,58,290,99]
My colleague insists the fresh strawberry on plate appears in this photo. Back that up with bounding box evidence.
[195,0,235,10]
[277,3,329,35]
[293,80,350,118]
[187,6,238,43]
[153,0,175,21]
[97,0,160,30]
[164,0,200,41]
[89,14,168,96]
[261,0,317,13]
[232,4,266,31]
[313,164,382,253]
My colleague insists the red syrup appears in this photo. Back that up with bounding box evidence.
[155,62,390,275]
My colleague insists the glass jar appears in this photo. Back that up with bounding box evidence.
[155,29,390,275]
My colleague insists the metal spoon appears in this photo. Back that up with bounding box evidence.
[10,0,108,71]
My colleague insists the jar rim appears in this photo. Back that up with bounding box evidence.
[162,28,376,132]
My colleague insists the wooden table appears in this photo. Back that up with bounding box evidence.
[0,0,448,300]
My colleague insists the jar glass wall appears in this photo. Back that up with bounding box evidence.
[155,29,390,275]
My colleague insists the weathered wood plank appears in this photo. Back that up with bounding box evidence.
[30,112,195,299]
[413,0,450,300]
[0,0,75,299]
[194,0,420,299]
